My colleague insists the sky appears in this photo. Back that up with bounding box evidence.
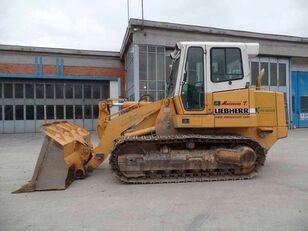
[0,0,307,51]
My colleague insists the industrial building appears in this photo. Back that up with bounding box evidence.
[0,46,124,133]
[1,18,308,133]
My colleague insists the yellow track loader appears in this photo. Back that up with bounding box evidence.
[14,42,288,193]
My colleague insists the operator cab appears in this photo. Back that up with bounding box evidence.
[167,42,259,112]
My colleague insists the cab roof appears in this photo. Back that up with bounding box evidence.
[177,41,259,57]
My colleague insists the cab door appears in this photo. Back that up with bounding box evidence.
[180,46,206,114]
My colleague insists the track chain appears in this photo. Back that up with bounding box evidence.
[109,134,266,184]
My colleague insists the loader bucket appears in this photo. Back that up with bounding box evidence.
[13,121,93,193]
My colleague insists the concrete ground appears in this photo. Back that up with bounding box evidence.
[0,130,308,231]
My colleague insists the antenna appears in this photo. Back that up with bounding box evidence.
[127,0,130,22]
[141,0,144,29]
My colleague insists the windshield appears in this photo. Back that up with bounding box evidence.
[166,57,180,97]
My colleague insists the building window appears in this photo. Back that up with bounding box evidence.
[46,84,54,99]
[260,62,269,86]
[75,105,83,119]
[66,105,73,119]
[4,84,13,98]
[270,63,278,86]
[75,85,82,98]
[138,45,166,100]
[279,63,287,86]
[125,45,135,100]
[15,84,24,98]
[102,83,109,99]
[250,58,288,89]
[46,105,54,119]
[251,62,259,85]
[93,85,100,99]
[25,84,34,98]
[56,84,64,98]
[36,84,44,98]
[65,84,73,99]
[93,105,98,119]
[56,105,64,119]
[5,105,13,120]
[84,85,92,99]
[26,105,34,120]
[84,105,92,119]
[36,105,45,120]
[15,105,24,120]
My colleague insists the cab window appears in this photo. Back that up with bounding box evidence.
[211,48,243,82]
[181,47,205,111]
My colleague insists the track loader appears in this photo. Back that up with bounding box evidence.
[14,42,288,193]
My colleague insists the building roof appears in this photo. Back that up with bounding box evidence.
[0,44,120,58]
[120,18,308,59]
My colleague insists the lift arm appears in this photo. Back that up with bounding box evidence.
[87,99,162,170]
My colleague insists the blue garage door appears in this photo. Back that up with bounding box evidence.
[292,71,308,128]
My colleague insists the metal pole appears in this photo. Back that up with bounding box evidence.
[141,0,144,29]
[127,0,130,22]
[141,0,144,21]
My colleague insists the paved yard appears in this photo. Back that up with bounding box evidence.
[0,129,308,231]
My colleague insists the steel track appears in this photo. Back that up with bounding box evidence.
[109,134,266,184]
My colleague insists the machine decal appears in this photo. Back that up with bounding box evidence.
[255,107,275,114]
[222,101,248,106]
[214,108,249,114]
[214,101,248,106]
[215,115,250,119]
[214,99,250,114]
